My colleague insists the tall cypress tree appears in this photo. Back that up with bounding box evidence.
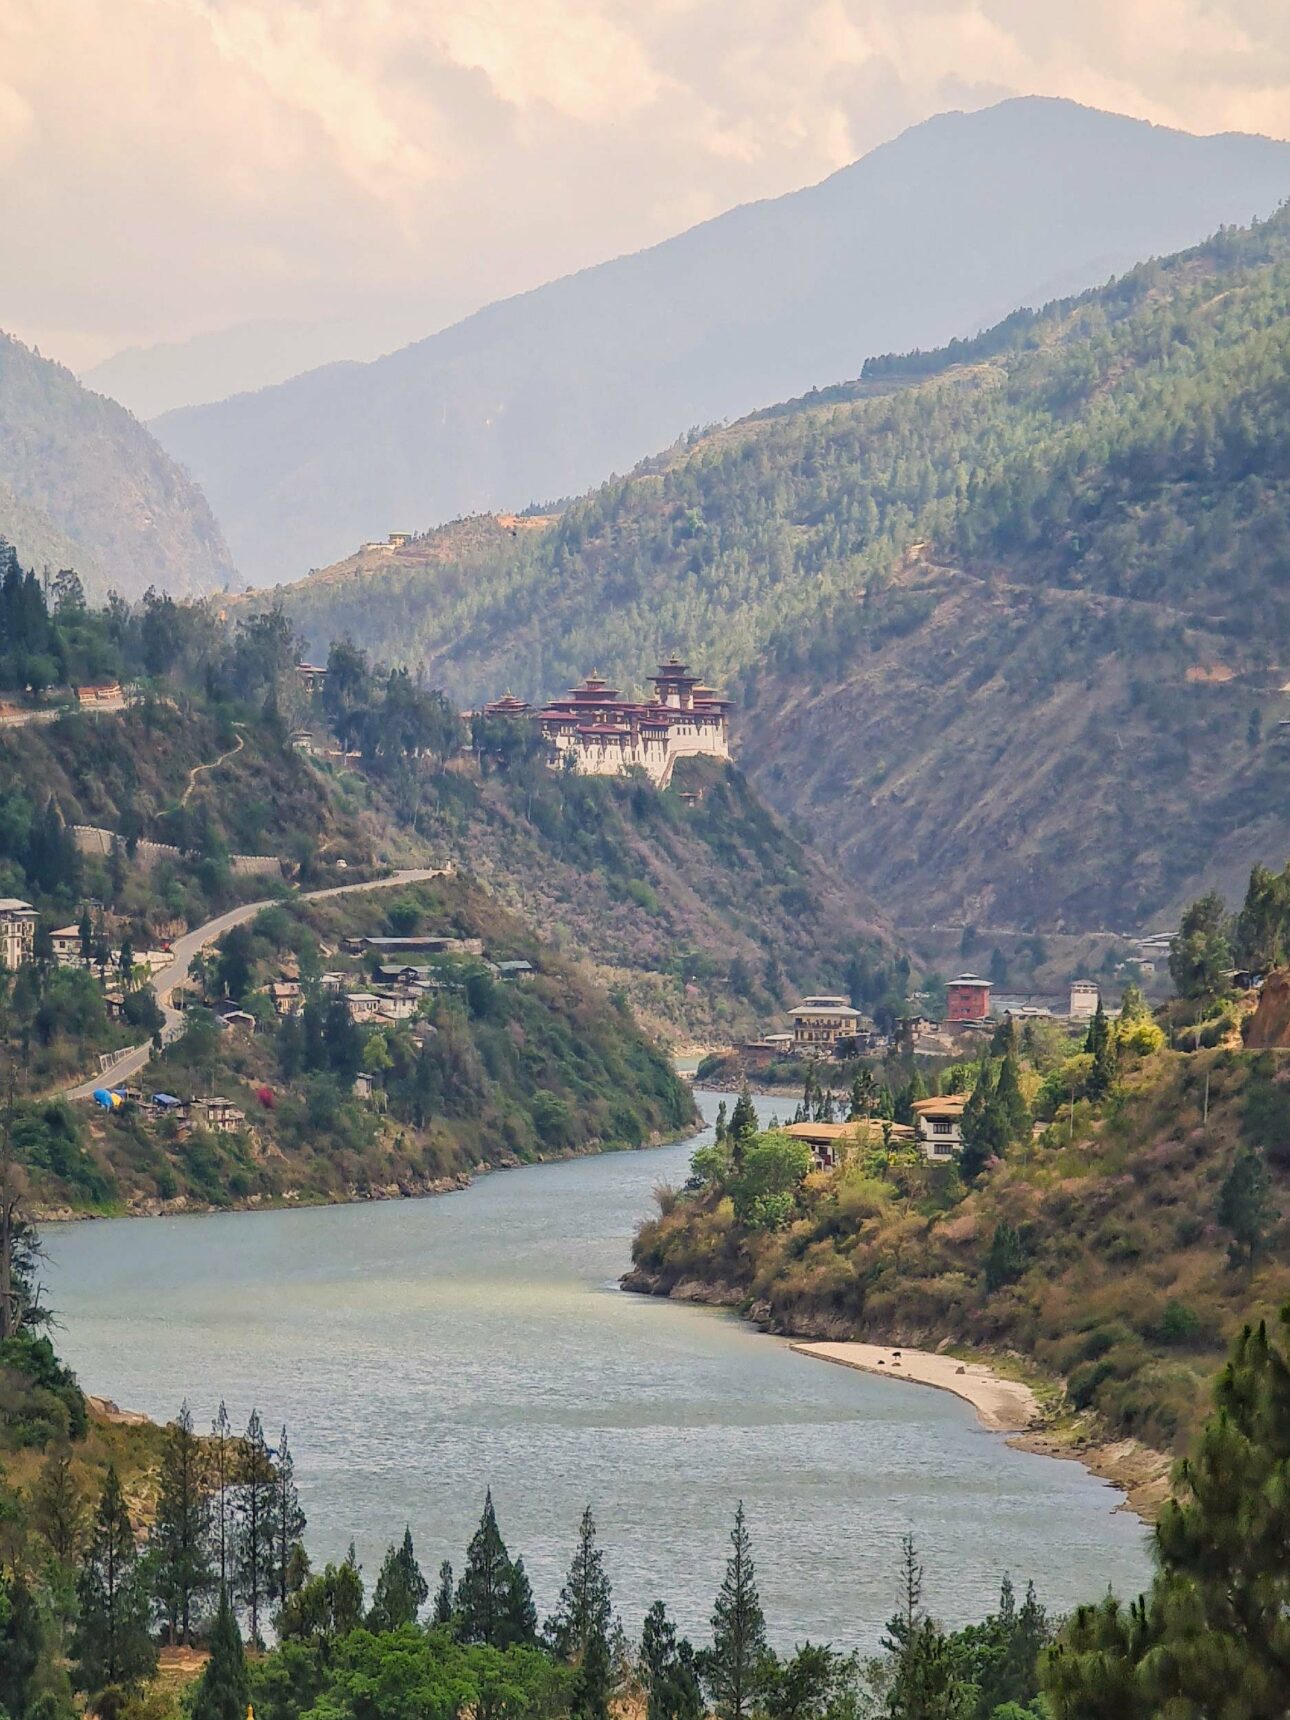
[433,1559,455,1629]
[234,1408,277,1644]
[369,1527,429,1630]
[706,1502,767,1720]
[548,1505,615,1660]
[150,1400,214,1645]
[71,1465,157,1698]
[190,1587,249,1720]
[210,1401,234,1593]
[273,1424,307,1606]
[456,1490,533,1648]
[641,1600,703,1720]
[994,1048,1029,1143]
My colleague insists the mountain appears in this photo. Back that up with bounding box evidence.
[267,206,1290,936]
[154,98,1290,587]
[0,331,236,600]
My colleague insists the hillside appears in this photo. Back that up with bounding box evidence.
[628,1005,1290,1464]
[0,332,236,601]
[270,206,1290,934]
[154,98,1290,586]
[21,877,693,1217]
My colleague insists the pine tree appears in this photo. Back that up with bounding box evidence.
[72,1465,157,1698]
[456,1489,533,1648]
[234,1408,277,1644]
[190,1587,249,1720]
[641,1600,704,1720]
[714,1101,728,1144]
[729,1090,758,1167]
[150,1400,214,1645]
[994,1048,1028,1143]
[707,1502,767,1720]
[1044,1309,1290,1716]
[958,1062,1002,1183]
[433,1559,454,1629]
[879,1535,971,1720]
[1217,1146,1274,1268]
[569,1618,613,1720]
[369,1527,428,1630]
[548,1505,615,1660]
[0,1572,43,1720]
[210,1400,234,1593]
[31,1441,84,1563]
[273,1424,307,1606]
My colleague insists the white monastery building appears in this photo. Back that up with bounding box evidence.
[482,656,731,788]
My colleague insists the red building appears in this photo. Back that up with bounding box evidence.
[946,973,992,1022]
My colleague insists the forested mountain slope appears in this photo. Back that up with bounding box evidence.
[157,97,1290,585]
[272,208,1290,932]
[0,333,236,600]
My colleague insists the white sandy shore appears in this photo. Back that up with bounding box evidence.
[789,1340,1040,1433]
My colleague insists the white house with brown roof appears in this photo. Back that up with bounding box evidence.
[790,996,862,1054]
[911,1095,968,1162]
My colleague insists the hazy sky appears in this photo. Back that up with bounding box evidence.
[4,0,1290,371]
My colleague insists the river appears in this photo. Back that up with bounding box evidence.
[42,1091,1151,1651]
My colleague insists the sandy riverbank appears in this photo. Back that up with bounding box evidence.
[790,1340,1040,1433]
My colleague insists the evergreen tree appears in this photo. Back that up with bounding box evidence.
[72,1465,157,1698]
[641,1601,704,1720]
[433,1560,454,1629]
[31,1441,85,1563]
[0,1572,43,1720]
[190,1587,249,1720]
[849,1069,875,1122]
[1217,1145,1275,1267]
[1044,1310,1290,1715]
[880,1536,971,1720]
[714,1101,728,1145]
[729,1089,758,1167]
[234,1408,277,1644]
[368,1527,428,1630]
[569,1618,613,1720]
[707,1502,767,1720]
[150,1400,214,1645]
[994,1049,1028,1143]
[273,1424,307,1606]
[548,1505,615,1660]
[455,1490,534,1648]
[1085,1000,1117,1099]
[958,1063,1005,1183]
[983,1222,1026,1293]
[78,907,93,966]
[210,1400,234,1593]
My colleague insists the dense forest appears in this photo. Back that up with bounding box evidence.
[269,206,1290,929]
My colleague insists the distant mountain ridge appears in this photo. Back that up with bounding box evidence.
[0,332,236,600]
[263,206,1290,934]
[154,97,1290,586]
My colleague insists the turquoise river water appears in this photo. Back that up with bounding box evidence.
[42,1091,1151,1650]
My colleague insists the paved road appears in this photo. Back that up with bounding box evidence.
[63,868,447,1100]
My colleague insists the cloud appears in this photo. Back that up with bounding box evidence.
[1,0,1288,372]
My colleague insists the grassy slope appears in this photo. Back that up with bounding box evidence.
[269,211,1290,932]
[632,1040,1290,1455]
[26,877,695,1217]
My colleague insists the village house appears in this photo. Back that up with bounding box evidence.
[785,1118,916,1171]
[295,662,328,693]
[268,980,303,1017]
[1069,980,1100,1019]
[190,1096,246,1134]
[353,1071,375,1100]
[0,899,38,969]
[321,971,349,993]
[946,974,992,1023]
[72,682,126,710]
[212,1002,256,1034]
[494,959,534,980]
[911,1095,968,1161]
[345,991,382,1023]
[375,992,416,1022]
[50,923,84,966]
[790,995,863,1054]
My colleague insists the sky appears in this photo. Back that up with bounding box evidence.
[3,0,1290,376]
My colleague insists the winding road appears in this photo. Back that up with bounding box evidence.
[62,868,447,1100]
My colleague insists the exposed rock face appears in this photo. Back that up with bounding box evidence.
[1246,971,1290,1049]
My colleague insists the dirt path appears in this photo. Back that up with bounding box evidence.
[61,867,448,1099]
[180,725,245,805]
